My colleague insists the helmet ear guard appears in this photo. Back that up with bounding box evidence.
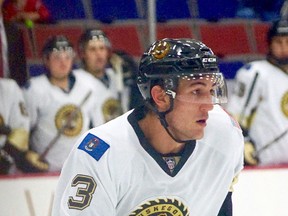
[137,75,178,101]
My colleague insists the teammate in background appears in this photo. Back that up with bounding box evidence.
[0,78,48,174]
[52,38,244,215]
[226,18,288,166]
[22,35,110,172]
[77,29,140,114]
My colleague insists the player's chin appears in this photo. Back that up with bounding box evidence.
[192,132,205,140]
[190,127,205,140]
[181,129,204,141]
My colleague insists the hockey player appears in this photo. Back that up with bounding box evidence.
[77,28,137,114]
[52,38,244,216]
[0,77,48,174]
[22,35,111,172]
[226,18,288,166]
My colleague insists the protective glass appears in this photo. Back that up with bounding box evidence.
[171,72,228,104]
[50,48,75,60]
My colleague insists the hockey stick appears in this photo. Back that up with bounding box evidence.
[253,127,288,157]
[24,20,37,58]
[40,90,92,160]
[238,71,259,125]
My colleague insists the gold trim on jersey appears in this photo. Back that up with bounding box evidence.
[19,101,28,117]
[281,91,288,118]
[129,197,189,216]
[55,104,83,137]
[0,115,4,127]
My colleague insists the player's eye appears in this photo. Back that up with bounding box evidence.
[191,90,200,95]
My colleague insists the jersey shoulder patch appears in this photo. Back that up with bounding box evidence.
[78,133,110,161]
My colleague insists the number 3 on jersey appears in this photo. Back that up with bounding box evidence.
[68,174,97,210]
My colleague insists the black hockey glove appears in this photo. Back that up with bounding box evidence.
[17,150,49,173]
[3,143,49,173]
[1,127,49,172]
[0,149,13,174]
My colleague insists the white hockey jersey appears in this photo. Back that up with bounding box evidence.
[0,78,29,148]
[22,71,111,171]
[79,67,130,113]
[52,105,244,215]
[74,68,124,121]
[227,60,288,165]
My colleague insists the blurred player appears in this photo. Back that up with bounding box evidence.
[78,29,135,113]
[226,18,288,166]
[22,35,111,172]
[52,38,244,215]
[0,77,48,174]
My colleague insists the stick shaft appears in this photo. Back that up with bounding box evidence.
[40,91,92,159]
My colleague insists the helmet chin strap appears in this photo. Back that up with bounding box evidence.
[145,94,193,144]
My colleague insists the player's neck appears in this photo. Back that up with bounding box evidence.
[281,65,288,74]
[87,67,105,79]
[49,76,69,91]
[139,113,185,154]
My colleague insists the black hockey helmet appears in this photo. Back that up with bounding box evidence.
[137,38,228,105]
[78,29,111,51]
[267,19,288,44]
[267,19,288,66]
[42,35,74,58]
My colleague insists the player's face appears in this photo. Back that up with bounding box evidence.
[270,36,288,60]
[165,78,214,140]
[46,51,74,79]
[83,40,109,72]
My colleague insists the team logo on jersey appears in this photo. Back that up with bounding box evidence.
[102,98,123,122]
[281,91,288,118]
[163,157,177,173]
[165,157,176,170]
[150,41,170,59]
[78,133,110,161]
[129,197,189,216]
[55,104,83,137]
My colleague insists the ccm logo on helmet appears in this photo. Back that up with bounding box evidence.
[202,58,216,62]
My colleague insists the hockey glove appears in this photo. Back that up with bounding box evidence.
[242,128,259,166]
[7,128,29,152]
[244,139,258,166]
[0,149,13,174]
[16,150,49,173]
[241,126,259,166]
[3,128,49,172]
[4,143,49,173]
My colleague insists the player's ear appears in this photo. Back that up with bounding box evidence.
[151,85,170,111]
